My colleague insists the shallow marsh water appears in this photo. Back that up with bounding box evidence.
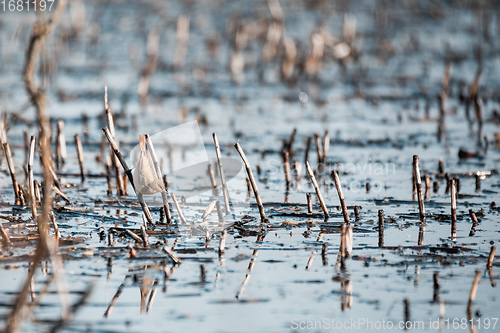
[0,0,499,332]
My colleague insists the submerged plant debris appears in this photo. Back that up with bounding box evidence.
[0,0,499,332]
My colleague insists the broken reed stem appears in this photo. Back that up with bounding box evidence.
[321,242,328,266]
[450,179,457,238]
[339,223,346,270]
[283,151,291,185]
[207,164,218,196]
[306,193,313,213]
[218,229,227,257]
[323,130,329,165]
[0,221,12,247]
[305,161,328,217]
[202,200,217,220]
[50,212,60,246]
[55,119,66,169]
[378,209,384,247]
[287,128,297,157]
[200,264,206,282]
[467,271,481,318]
[105,99,125,196]
[213,133,231,215]
[170,192,187,225]
[163,246,181,266]
[486,246,495,269]
[469,209,478,236]
[145,134,172,225]
[424,175,430,199]
[332,170,350,224]
[433,272,440,302]
[234,142,267,223]
[3,142,24,205]
[404,299,410,326]
[140,225,149,247]
[74,134,85,182]
[412,155,425,222]
[304,136,311,166]
[28,136,37,219]
[216,200,224,223]
[305,252,315,270]
[102,127,153,224]
[314,132,323,172]
[354,206,361,221]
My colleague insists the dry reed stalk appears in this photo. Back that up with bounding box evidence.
[207,164,218,196]
[213,133,231,215]
[138,29,160,105]
[321,242,328,266]
[105,90,125,196]
[105,160,112,195]
[55,120,66,169]
[424,175,430,200]
[50,212,60,246]
[170,192,187,225]
[418,222,425,246]
[125,229,142,244]
[339,222,346,270]
[487,246,495,269]
[404,299,410,326]
[3,142,24,205]
[283,151,291,185]
[200,264,206,282]
[378,209,384,247]
[52,185,71,204]
[314,132,323,172]
[305,161,328,217]
[28,135,37,219]
[102,127,153,223]
[216,200,224,223]
[235,142,267,222]
[354,206,361,221]
[202,200,217,220]
[450,179,457,238]
[304,136,311,166]
[146,279,159,313]
[305,252,315,270]
[236,249,259,299]
[145,134,172,225]
[323,130,329,165]
[287,128,297,157]
[469,209,478,236]
[140,225,149,247]
[74,134,85,182]
[163,246,181,266]
[433,272,440,302]
[219,229,227,257]
[467,271,481,318]
[412,155,425,222]
[332,170,350,224]
[104,276,129,318]
[306,193,313,213]
[0,222,12,247]
[173,15,189,69]
[293,160,301,183]
[438,160,445,174]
